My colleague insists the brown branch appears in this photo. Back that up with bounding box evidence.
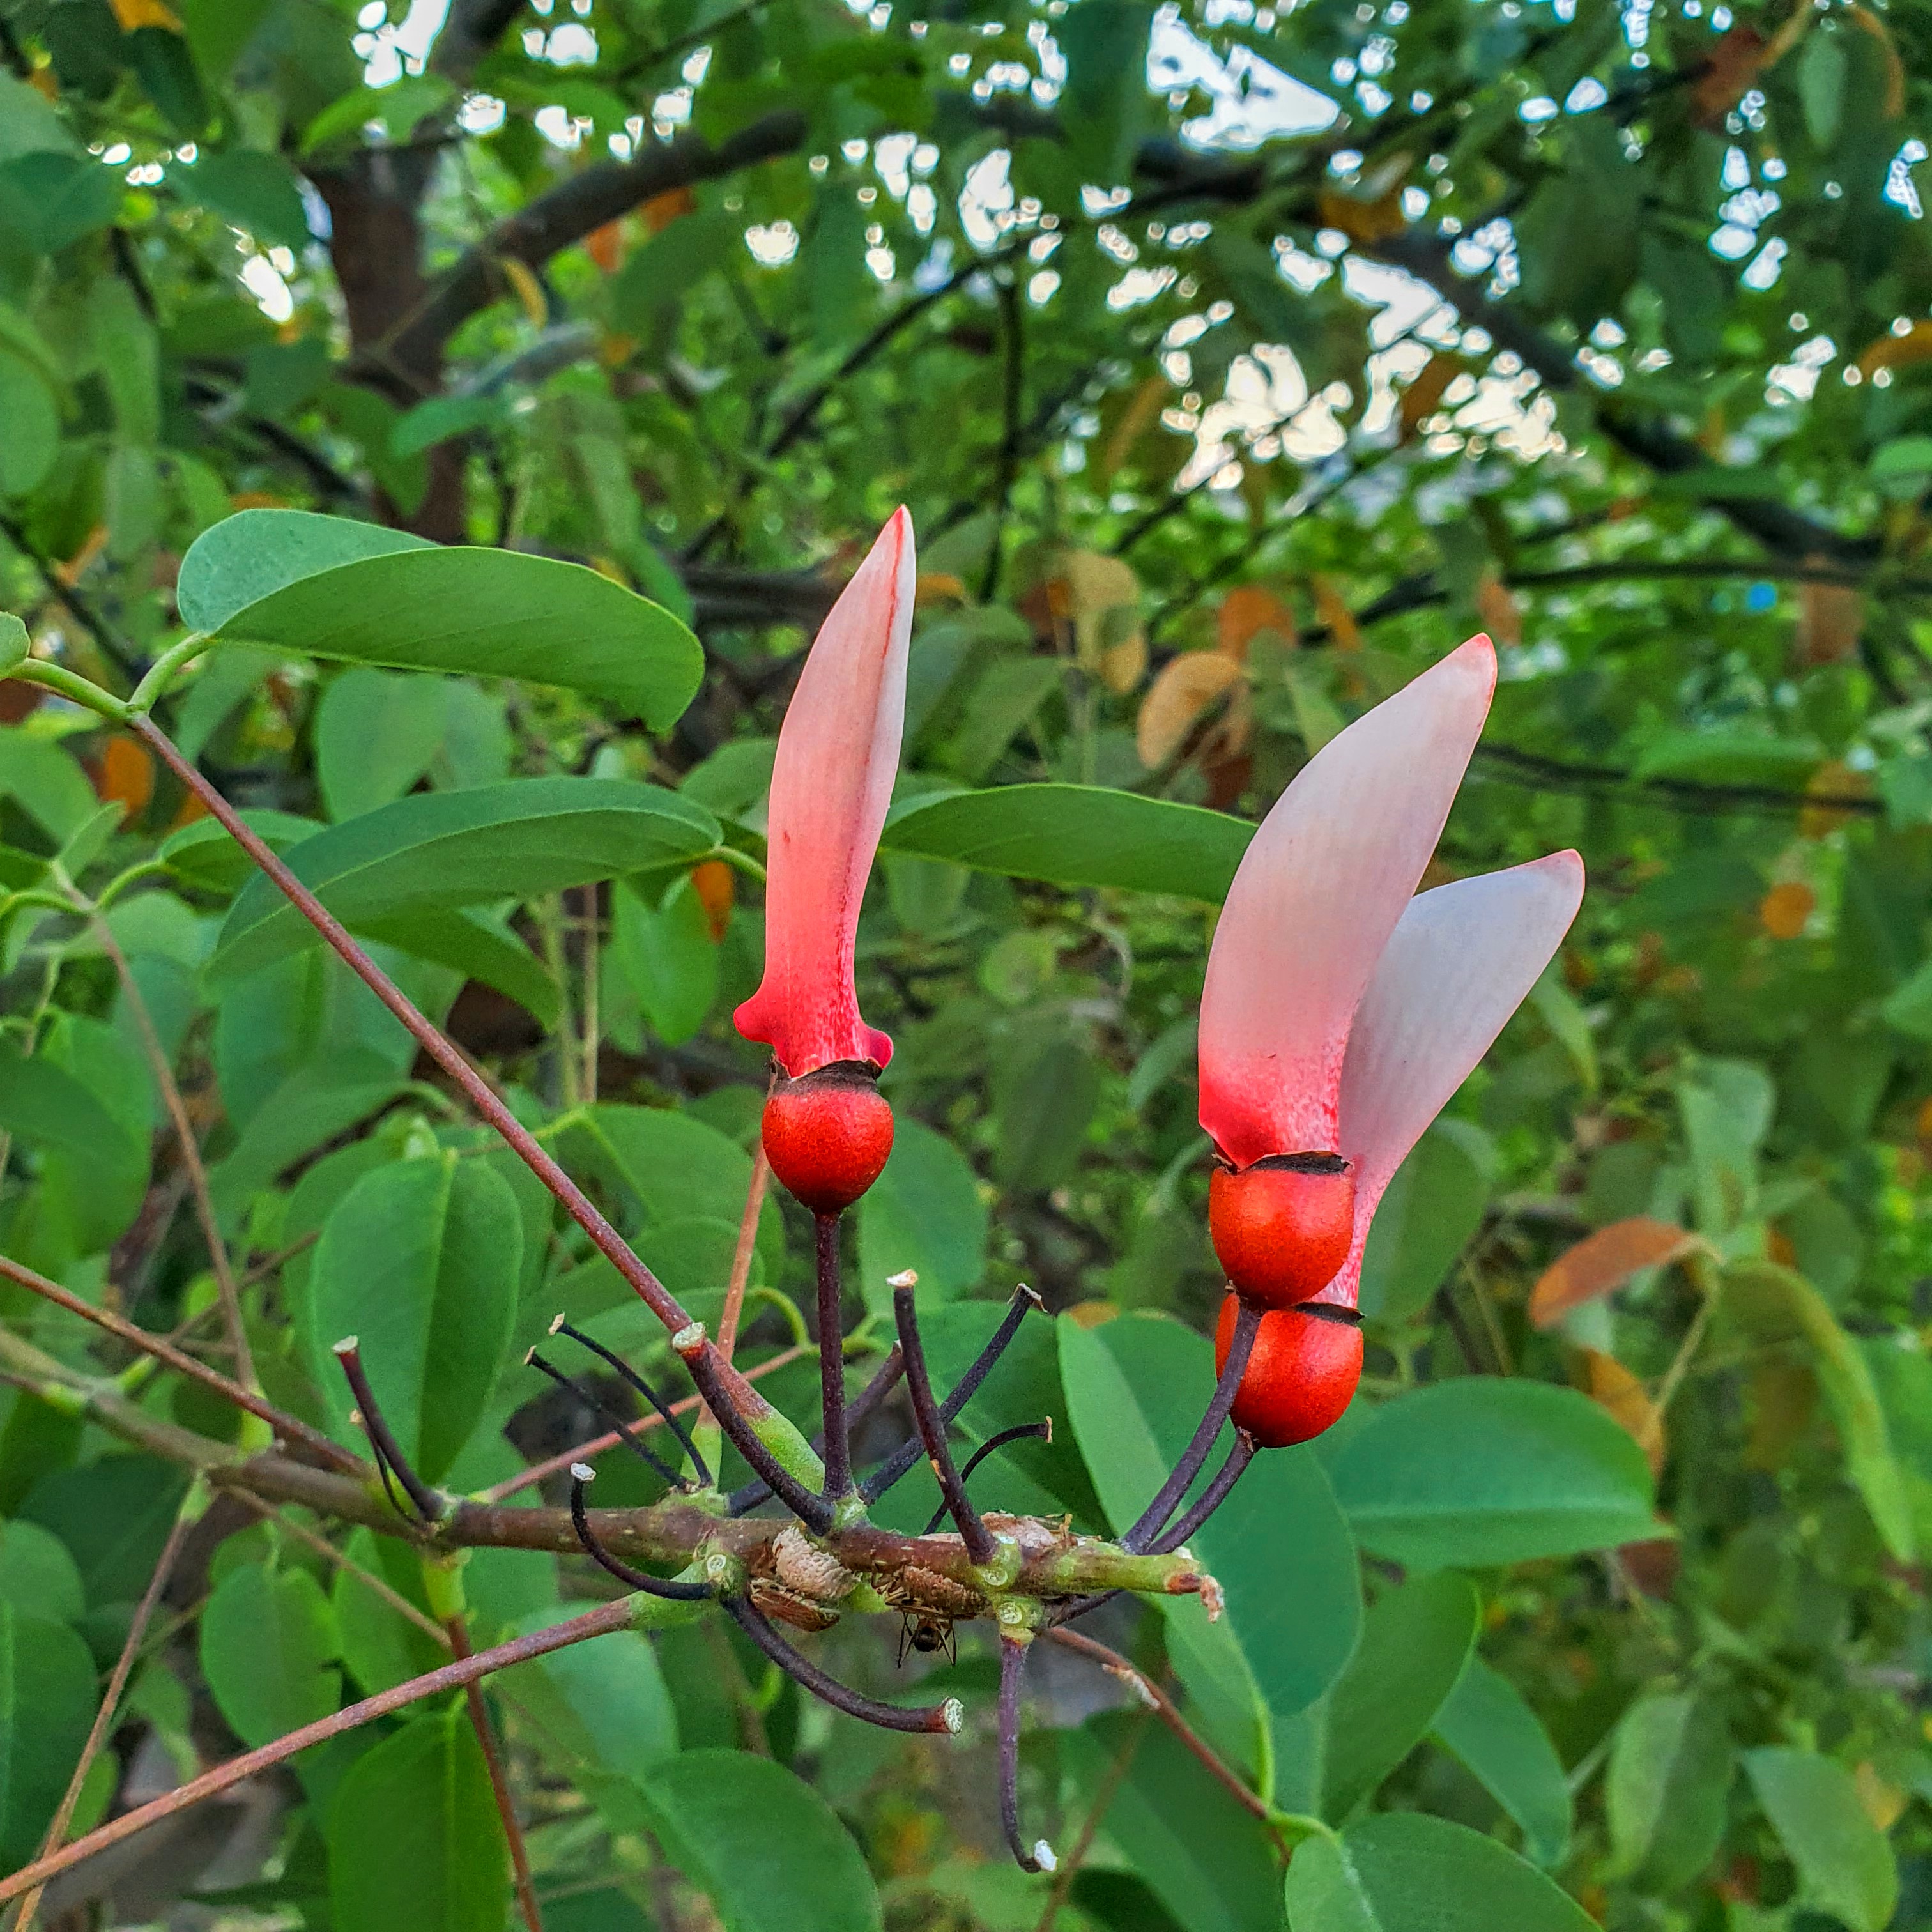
[84,905,254,1392]
[1032,1708,1149,1932]
[447,1616,546,1932]
[231,1493,449,1644]
[12,1494,199,1932]
[1043,1627,1269,1823]
[0,1600,641,1907]
[0,1254,364,1476]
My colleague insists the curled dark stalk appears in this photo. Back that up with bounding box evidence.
[923,1421,1054,1535]
[731,1344,904,1515]
[860,1284,1044,1504]
[999,1635,1054,1873]
[332,1338,443,1525]
[1121,1298,1261,1553]
[721,1592,963,1736]
[893,1281,998,1567]
[549,1315,712,1486]
[1147,1430,1256,1555]
[816,1211,854,1500]
[567,1467,717,1600]
[678,1336,836,1533]
[526,1349,688,1491]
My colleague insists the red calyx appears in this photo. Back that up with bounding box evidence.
[1215,1292,1363,1449]
[762,1060,894,1213]
[1208,1153,1355,1308]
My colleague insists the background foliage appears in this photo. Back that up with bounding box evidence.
[1,0,1932,1925]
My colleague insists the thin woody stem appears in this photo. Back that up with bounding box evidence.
[721,1593,962,1735]
[1032,1707,1147,1932]
[1043,1626,1270,1823]
[0,1254,363,1475]
[1148,1430,1257,1554]
[445,1616,546,1932]
[679,1339,836,1533]
[82,903,254,1392]
[0,1600,642,1907]
[816,1213,852,1499]
[483,1344,806,1503]
[567,1467,716,1599]
[12,1496,199,1932]
[549,1317,710,1486]
[861,1284,1042,1504]
[128,715,693,1338]
[1122,1298,1260,1552]
[233,1494,448,1644]
[730,1343,903,1515]
[715,1140,768,1369]
[526,1349,686,1490]
[999,1636,1052,1873]
[923,1422,1052,1535]
[334,1338,443,1524]
[894,1281,997,1567]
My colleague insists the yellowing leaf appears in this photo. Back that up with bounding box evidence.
[1059,550,1147,693]
[1136,651,1246,769]
[110,0,183,27]
[500,256,549,328]
[1216,585,1294,661]
[1531,1218,1703,1329]
[1858,320,1932,376]
[1310,573,1361,652]
[1800,759,1871,838]
[1099,375,1171,484]
[1316,179,1407,245]
[1849,4,1906,115]
[1475,573,1522,648]
[1855,1761,1907,1833]
[1759,880,1816,939]
[689,857,735,941]
[1745,1355,1818,1471]
[1583,1348,1666,1476]
[914,572,967,608]
[95,736,155,818]
[1795,574,1862,666]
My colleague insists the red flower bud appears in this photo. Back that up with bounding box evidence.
[762,1061,894,1213]
[1215,1292,1362,1448]
[1208,1154,1355,1308]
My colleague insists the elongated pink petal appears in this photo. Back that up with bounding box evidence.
[1197,636,1496,1167]
[734,510,915,1075]
[1312,850,1585,1308]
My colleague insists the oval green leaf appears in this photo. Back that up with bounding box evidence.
[1745,1745,1899,1932]
[1606,1691,1731,1893]
[0,1602,97,1869]
[198,1560,342,1749]
[1329,1379,1661,1568]
[1432,1657,1573,1868]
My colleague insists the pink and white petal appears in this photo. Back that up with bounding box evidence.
[733,509,916,1075]
[1197,635,1497,1167]
[1335,848,1584,1254]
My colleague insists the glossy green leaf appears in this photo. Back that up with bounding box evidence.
[1323,1572,1480,1820]
[18,1457,188,1606]
[882,784,1252,901]
[327,1703,509,1932]
[358,907,559,1028]
[1605,1692,1731,1892]
[856,1116,989,1315]
[198,1561,342,1749]
[1286,1813,1598,1931]
[1432,1658,1572,1867]
[177,510,703,726]
[0,1041,140,1165]
[208,779,720,983]
[314,666,448,822]
[307,1153,521,1483]
[0,1519,84,1625]
[1330,1379,1660,1568]
[0,1602,96,1870]
[0,728,96,841]
[643,1749,883,1932]
[1745,1746,1899,1932]
[0,349,57,496]
[613,875,718,1046]
[333,1529,443,1698]
[177,146,310,250]
[1355,1121,1496,1324]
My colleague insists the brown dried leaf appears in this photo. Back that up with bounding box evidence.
[1475,573,1522,648]
[1530,1216,1703,1328]
[1857,319,1932,377]
[1310,573,1361,652]
[1060,551,1147,693]
[1795,575,1862,666]
[1694,25,1767,127]
[641,187,697,233]
[1137,652,1247,769]
[1799,759,1871,838]
[1399,353,1466,440]
[1745,1355,1818,1471]
[1584,1349,1665,1476]
[1216,585,1295,661]
[1759,881,1815,940]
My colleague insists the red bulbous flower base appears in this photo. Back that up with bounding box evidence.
[762,1059,895,1212]
[1208,1153,1355,1308]
[1215,1292,1363,1448]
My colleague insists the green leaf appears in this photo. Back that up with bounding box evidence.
[198,1561,342,1749]
[327,1703,509,1932]
[1799,28,1848,151]
[208,779,720,984]
[1056,0,1154,179]
[178,148,310,251]
[360,907,559,1028]
[1322,1572,1479,1820]
[1355,1121,1496,1324]
[1745,1745,1899,1932]
[643,1749,883,1932]
[0,1602,97,1870]
[314,667,449,822]
[0,1041,140,1165]
[1606,1692,1731,1892]
[856,1116,989,1315]
[0,1519,85,1625]
[307,1153,522,1483]
[18,1457,188,1607]
[1329,1379,1660,1568]
[1065,1712,1285,1932]
[333,1529,443,1698]
[613,875,718,1046]
[0,349,57,496]
[1432,1658,1572,1867]
[882,785,1252,902]
[610,209,744,327]
[1286,1813,1598,1931]
[177,510,704,727]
